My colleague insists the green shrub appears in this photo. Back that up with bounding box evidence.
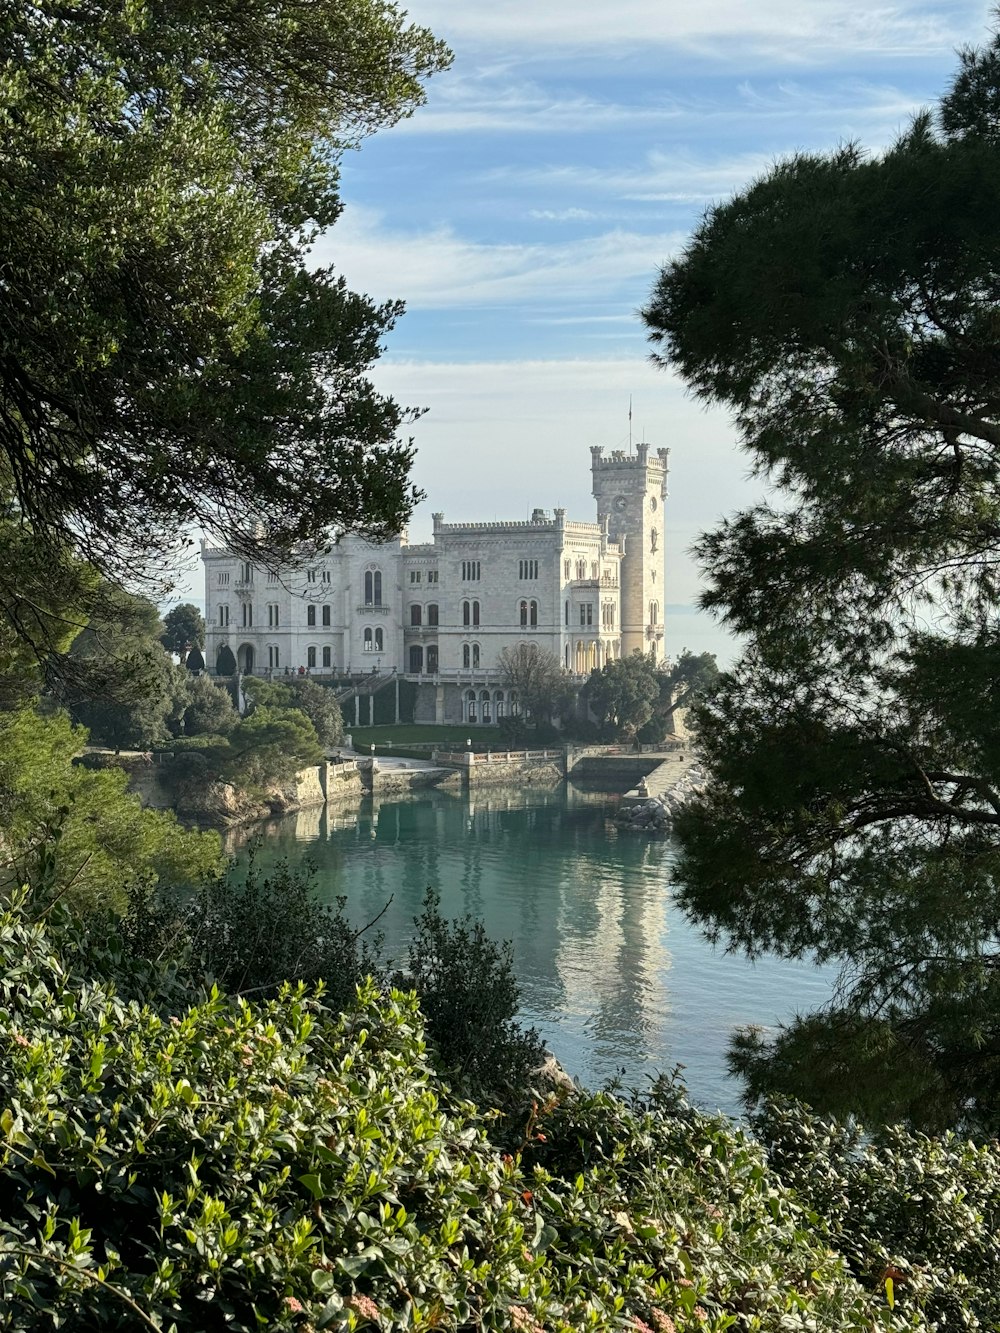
[400,891,556,1109]
[756,1097,1000,1330]
[166,855,381,1014]
[0,883,906,1332]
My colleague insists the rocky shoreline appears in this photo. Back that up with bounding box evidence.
[614,760,705,835]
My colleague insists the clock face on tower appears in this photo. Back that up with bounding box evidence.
[613,495,628,513]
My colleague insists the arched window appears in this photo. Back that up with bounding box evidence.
[472,600,480,626]
[463,600,470,626]
[494,690,504,721]
[565,600,569,626]
[530,600,538,627]
[218,604,229,627]
[564,644,570,668]
[576,559,586,579]
[472,643,480,668]
[463,643,470,668]
[364,627,373,650]
[466,689,477,723]
[411,604,422,626]
[427,644,439,673]
[481,689,491,724]
[409,645,423,673]
[427,603,439,626]
[322,646,332,668]
[364,569,382,606]
[322,605,331,626]
[649,600,659,625]
[307,605,316,626]
[510,691,519,717]
[520,599,528,627]
[374,628,384,652]
[268,645,280,669]
[307,646,316,668]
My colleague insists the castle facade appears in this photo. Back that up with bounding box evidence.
[202,444,669,724]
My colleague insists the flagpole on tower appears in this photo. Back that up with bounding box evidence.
[628,396,632,453]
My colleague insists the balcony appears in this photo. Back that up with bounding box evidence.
[404,623,439,637]
[569,576,618,590]
[356,603,391,615]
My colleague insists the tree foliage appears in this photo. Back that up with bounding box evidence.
[496,643,571,725]
[586,652,661,739]
[61,587,188,749]
[0,706,222,908]
[244,676,345,748]
[0,0,450,587]
[160,604,205,656]
[182,673,238,738]
[643,21,1000,1130]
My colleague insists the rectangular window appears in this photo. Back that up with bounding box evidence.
[268,645,280,669]
[307,605,316,627]
[307,646,317,668]
[241,563,253,583]
[321,569,331,583]
[322,605,331,626]
[307,569,317,583]
[461,561,481,581]
[218,605,229,627]
[563,560,571,579]
[579,603,593,626]
[217,571,230,586]
[518,559,539,580]
[427,570,439,584]
[267,570,279,584]
[409,570,421,584]
[267,604,279,628]
[242,603,252,628]
[322,646,332,668]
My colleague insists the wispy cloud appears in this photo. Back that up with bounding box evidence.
[314,206,685,309]
[392,69,930,139]
[485,149,778,206]
[529,208,602,222]
[404,0,976,59]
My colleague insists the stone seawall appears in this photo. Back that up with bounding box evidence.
[79,750,344,829]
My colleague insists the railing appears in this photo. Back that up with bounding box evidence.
[356,603,391,615]
[435,749,561,765]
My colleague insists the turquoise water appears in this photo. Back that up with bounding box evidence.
[233,785,833,1117]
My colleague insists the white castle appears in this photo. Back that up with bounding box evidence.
[202,443,669,725]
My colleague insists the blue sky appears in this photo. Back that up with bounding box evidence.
[188,1,995,653]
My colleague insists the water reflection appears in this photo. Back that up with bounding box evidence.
[229,785,834,1114]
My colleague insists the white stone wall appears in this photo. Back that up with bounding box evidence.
[203,447,667,683]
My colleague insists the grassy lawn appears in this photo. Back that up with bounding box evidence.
[348,724,488,750]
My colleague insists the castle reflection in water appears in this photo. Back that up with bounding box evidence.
[228,785,832,1112]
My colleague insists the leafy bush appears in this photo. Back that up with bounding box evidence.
[400,891,553,1108]
[757,1097,1000,1330]
[0,882,908,1332]
[159,856,382,1014]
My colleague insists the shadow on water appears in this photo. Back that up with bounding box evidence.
[227,784,835,1116]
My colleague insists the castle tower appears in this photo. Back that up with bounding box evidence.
[591,442,670,660]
